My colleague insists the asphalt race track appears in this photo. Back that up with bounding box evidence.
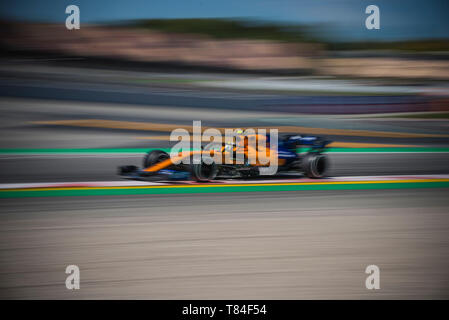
[1,149,448,299]
[1,189,449,299]
[0,152,449,183]
[0,70,448,299]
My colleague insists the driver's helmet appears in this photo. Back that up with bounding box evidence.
[234,129,245,149]
[234,129,245,146]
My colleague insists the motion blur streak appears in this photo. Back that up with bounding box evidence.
[1,2,449,299]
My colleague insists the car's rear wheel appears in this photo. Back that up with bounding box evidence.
[302,153,328,178]
[143,150,170,168]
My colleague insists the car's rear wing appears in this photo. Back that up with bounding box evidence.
[286,135,331,150]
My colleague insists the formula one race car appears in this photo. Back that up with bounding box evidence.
[119,133,330,182]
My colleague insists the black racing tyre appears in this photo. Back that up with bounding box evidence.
[302,153,328,178]
[143,150,170,168]
[191,161,218,182]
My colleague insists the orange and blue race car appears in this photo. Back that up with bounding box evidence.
[119,132,331,182]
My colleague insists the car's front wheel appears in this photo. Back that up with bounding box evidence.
[191,161,218,182]
[143,150,170,168]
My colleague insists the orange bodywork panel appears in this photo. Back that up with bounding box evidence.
[143,134,279,172]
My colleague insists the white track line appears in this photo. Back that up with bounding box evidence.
[1,175,449,190]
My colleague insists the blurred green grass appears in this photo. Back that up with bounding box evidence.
[127,18,314,42]
[328,40,449,52]
[375,112,449,119]
[124,18,449,52]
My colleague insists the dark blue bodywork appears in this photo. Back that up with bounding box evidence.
[274,134,330,167]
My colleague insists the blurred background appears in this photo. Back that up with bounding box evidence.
[0,0,449,154]
[0,0,449,299]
